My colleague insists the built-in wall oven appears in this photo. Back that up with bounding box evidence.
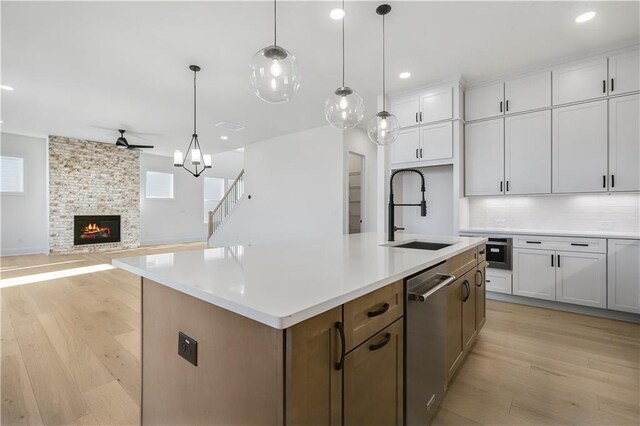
[485,238,512,270]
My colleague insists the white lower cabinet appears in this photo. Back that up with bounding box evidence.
[485,269,512,294]
[555,251,607,308]
[607,239,640,314]
[513,248,556,301]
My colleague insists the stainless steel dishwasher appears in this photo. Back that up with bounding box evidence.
[405,261,457,425]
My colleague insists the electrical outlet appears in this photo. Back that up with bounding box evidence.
[495,218,506,227]
[598,220,613,230]
[178,331,198,366]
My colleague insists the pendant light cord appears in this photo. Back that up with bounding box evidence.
[382,11,386,111]
[342,0,345,87]
[193,69,197,135]
[274,0,277,46]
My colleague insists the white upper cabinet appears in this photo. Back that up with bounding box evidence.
[555,251,607,309]
[609,94,640,192]
[389,95,421,128]
[552,57,608,105]
[504,71,551,114]
[607,239,640,314]
[552,100,608,193]
[465,118,504,196]
[420,121,452,161]
[465,82,504,121]
[609,49,640,95]
[419,86,453,124]
[391,127,420,164]
[505,110,551,195]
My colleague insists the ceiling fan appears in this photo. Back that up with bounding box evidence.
[115,129,154,150]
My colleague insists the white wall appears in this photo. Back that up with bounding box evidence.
[344,128,378,233]
[140,151,243,245]
[463,193,640,234]
[211,125,344,246]
[395,165,455,236]
[0,133,48,255]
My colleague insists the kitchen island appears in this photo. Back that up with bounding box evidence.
[113,232,486,425]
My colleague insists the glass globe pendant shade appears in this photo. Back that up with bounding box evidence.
[324,87,365,130]
[367,111,400,146]
[249,45,300,104]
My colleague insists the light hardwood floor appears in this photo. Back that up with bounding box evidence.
[2,246,639,425]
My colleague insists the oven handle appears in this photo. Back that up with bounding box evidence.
[408,274,456,302]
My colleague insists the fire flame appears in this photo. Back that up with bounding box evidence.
[82,223,111,236]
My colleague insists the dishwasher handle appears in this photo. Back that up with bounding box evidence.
[408,273,456,302]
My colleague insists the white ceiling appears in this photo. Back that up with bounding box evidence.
[2,1,639,157]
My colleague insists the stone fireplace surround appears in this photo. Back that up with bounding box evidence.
[49,136,140,253]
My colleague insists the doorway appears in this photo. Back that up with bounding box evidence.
[348,152,365,234]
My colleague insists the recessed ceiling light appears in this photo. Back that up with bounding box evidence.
[330,8,345,20]
[0,85,14,91]
[215,121,245,131]
[220,136,228,140]
[399,72,412,79]
[575,11,596,23]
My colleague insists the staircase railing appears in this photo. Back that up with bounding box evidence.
[208,170,244,240]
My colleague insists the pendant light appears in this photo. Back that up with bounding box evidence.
[249,0,300,104]
[367,4,400,146]
[324,0,365,130]
[174,65,212,178]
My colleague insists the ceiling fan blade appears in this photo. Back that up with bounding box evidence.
[127,144,154,149]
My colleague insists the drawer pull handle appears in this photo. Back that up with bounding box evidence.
[476,270,483,287]
[526,241,541,244]
[571,243,588,247]
[479,249,485,255]
[335,321,345,370]
[367,303,390,317]
[369,333,392,351]
[462,281,471,302]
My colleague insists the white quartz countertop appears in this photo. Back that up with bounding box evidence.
[460,228,640,240]
[113,233,486,329]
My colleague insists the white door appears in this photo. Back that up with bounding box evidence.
[505,110,551,195]
[390,127,420,165]
[419,86,452,124]
[609,49,640,95]
[504,71,551,114]
[465,118,504,196]
[419,121,452,161]
[485,270,512,294]
[609,94,640,192]
[555,251,606,308]
[552,100,608,193]
[465,82,504,121]
[513,249,556,301]
[389,95,420,129]
[607,239,640,314]
[552,57,608,105]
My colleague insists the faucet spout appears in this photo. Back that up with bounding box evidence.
[388,169,428,241]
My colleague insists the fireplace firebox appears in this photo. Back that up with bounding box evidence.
[73,215,121,246]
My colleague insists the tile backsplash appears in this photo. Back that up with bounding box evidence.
[464,194,640,234]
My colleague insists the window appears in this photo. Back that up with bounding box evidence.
[0,156,24,193]
[145,171,174,199]
[204,177,227,222]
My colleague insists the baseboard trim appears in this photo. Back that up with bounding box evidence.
[0,246,49,256]
[140,236,205,246]
[487,292,640,324]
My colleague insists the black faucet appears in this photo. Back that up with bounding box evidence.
[388,168,427,241]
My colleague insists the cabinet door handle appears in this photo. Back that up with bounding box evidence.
[367,302,390,318]
[611,78,615,92]
[557,255,561,268]
[602,80,606,93]
[462,281,471,302]
[416,148,419,159]
[571,243,588,247]
[419,148,423,158]
[603,175,606,188]
[479,249,485,255]
[419,111,423,122]
[500,181,503,192]
[369,333,392,351]
[506,100,509,111]
[611,174,615,188]
[526,241,541,244]
[476,269,483,287]
[506,181,510,192]
[486,279,492,283]
[551,254,554,267]
[416,112,419,123]
[499,101,503,113]
[335,321,345,370]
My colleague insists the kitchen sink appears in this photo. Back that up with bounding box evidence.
[391,241,454,251]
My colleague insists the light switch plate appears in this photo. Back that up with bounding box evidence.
[178,331,198,366]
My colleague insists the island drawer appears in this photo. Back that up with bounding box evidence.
[447,248,478,278]
[344,280,403,352]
